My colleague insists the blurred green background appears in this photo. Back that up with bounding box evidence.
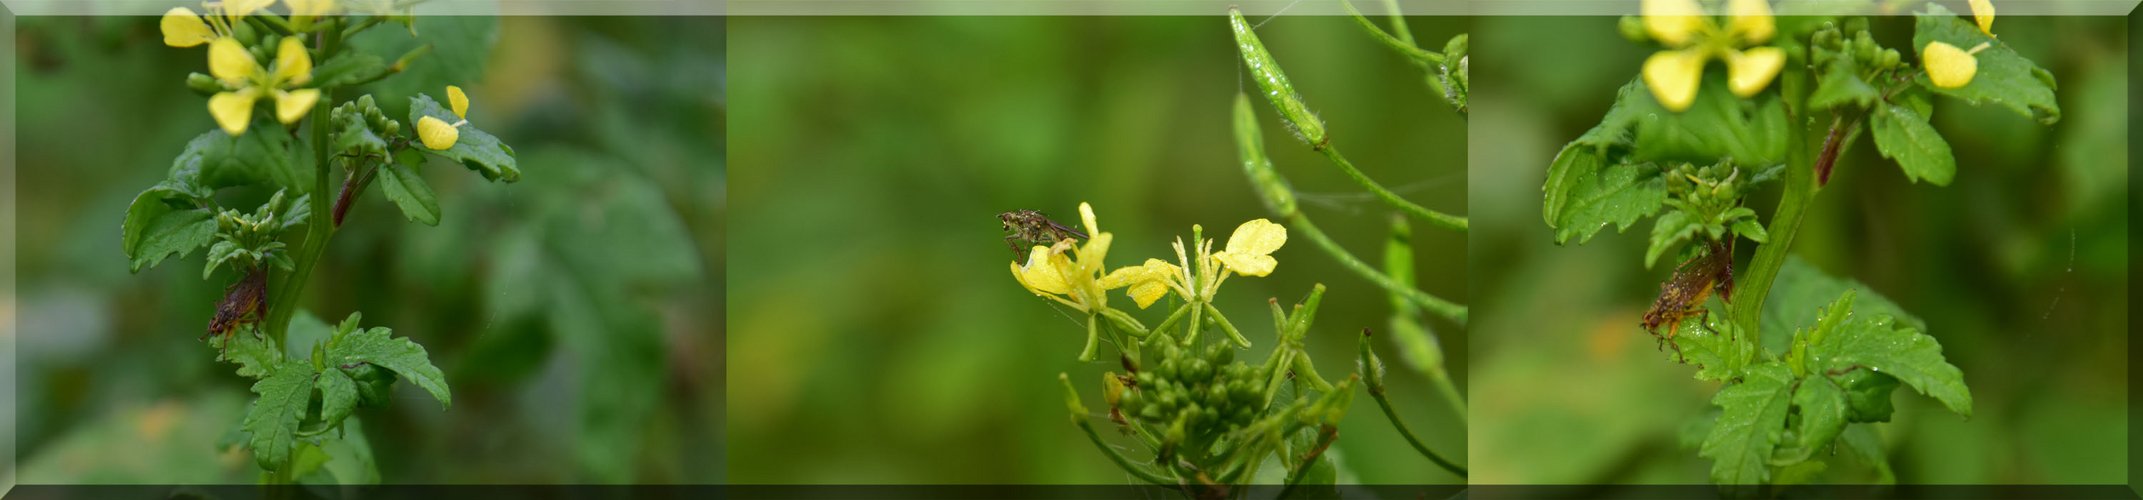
[1469,15,2126,485]
[11,16,722,483]
[728,16,1466,484]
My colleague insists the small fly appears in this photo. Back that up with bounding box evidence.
[1641,239,1735,362]
[999,210,1087,258]
[206,268,268,355]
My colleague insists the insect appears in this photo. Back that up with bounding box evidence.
[999,209,1087,258]
[205,269,267,354]
[1641,239,1735,362]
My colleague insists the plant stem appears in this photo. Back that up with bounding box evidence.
[1730,52,1820,341]
[1340,0,1438,66]
[265,19,343,348]
[1075,413,1178,486]
[1377,0,1415,45]
[1275,424,1339,500]
[1287,212,1467,325]
[1317,146,1468,232]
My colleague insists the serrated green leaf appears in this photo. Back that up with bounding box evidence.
[128,209,217,273]
[1673,313,1756,382]
[1839,424,1896,484]
[316,367,358,429]
[212,325,282,379]
[1700,362,1795,485]
[1771,459,1829,485]
[1763,257,1925,351]
[409,94,519,182]
[327,326,450,409]
[1913,5,2060,124]
[1545,150,1667,244]
[377,158,441,226]
[1838,369,1901,423]
[243,360,315,471]
[122,182,206,262]
[169,129,312,192]
[1645,210,1701,268]
[1575,79,1649,147]
[1807,294,1972,417]
[1809,59,1879,111]
[1870,102,1956,185]
[1776,375,1847,463]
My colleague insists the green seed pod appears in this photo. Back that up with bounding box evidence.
[231,20,258,45]
[1233,93,1299,217]
[185,72,221,96]
[1229,8,1326,148]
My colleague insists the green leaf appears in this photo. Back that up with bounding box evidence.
[212,325,283,379]
[409,94,520,182]
[128,209,217,273]
[1838,369,1901,423]
[122,182,207,264]
[1870,102,1956,185]
[1673,312,1756,382]
[1809,59,1879,111]
[169,129,312,192]
[303,417,381,485]
[1839,424,1896,484]
[1645,210,1701,268]
[1729,218,1768,244]
[326,324,450,409]
[1763,257,1926,353]
[1631,78,1788,166]
[1700,362,1795,485]
[377,153,442,226]
[1775,375,1847,463]
[242,360,315,471]
[332,107,389,161]
[1807,293,1973,417]
[1544,150,1667,245]
[1913,5,2060,124]
[316,367,359,429]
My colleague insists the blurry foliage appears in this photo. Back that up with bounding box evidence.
[728,16,1464,485]
[1473,12,2125,486]
[15,15,720,483]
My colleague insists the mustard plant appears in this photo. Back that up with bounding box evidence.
[1541,0,2053,489]
[122,0,518,484]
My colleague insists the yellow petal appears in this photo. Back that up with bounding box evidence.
[1078,202,1100,237]
[1923,41,1979,89]
[448,85,470,119]
[208,38,259,84]
[1726,47,1785,97]
[224,0,276,18]
[1013,246,1074,296]
[417,116,461,150]
[1222,218,1287,257]
[275,88,320,124]
[1642,49,1706,112]
[1075,232,1112,270]
[288,0,340,17]
[1726,0,1775,44]
[274,37,313,86]
[1641,0,1705,47]
[1970,0,1996,35]
[209,91,260,136]
[1127,280,1170,309]
[160,8,217,48]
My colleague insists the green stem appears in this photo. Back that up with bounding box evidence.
[1377,0,1415,45]
[1340,0,1438,66]
[1275,424,1339,500]
[1730,53,1820,341]
[1429,370,1467,424]
[1202,303,1252,348]
[266,20,343,348]
[1288,212,1467,325]
[1317,146,1468,233]
[1369,381,1465,478]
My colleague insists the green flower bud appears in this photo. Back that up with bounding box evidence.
[185,72,221,96]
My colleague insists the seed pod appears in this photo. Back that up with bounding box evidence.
[1233,93,1299,216]
[1229,8,1326,149]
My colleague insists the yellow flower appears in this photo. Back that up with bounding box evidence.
[206,37,319,135]
[1101,258,1182,309]
[288,0,340,18]
[1970,0,1996,36]
[160,7,219,47]
[1009,202,1126,313]
[1212,218,1287,277]
[418,85,472,150]
[1638,0,1784,112]
[1923,41,1989,89]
